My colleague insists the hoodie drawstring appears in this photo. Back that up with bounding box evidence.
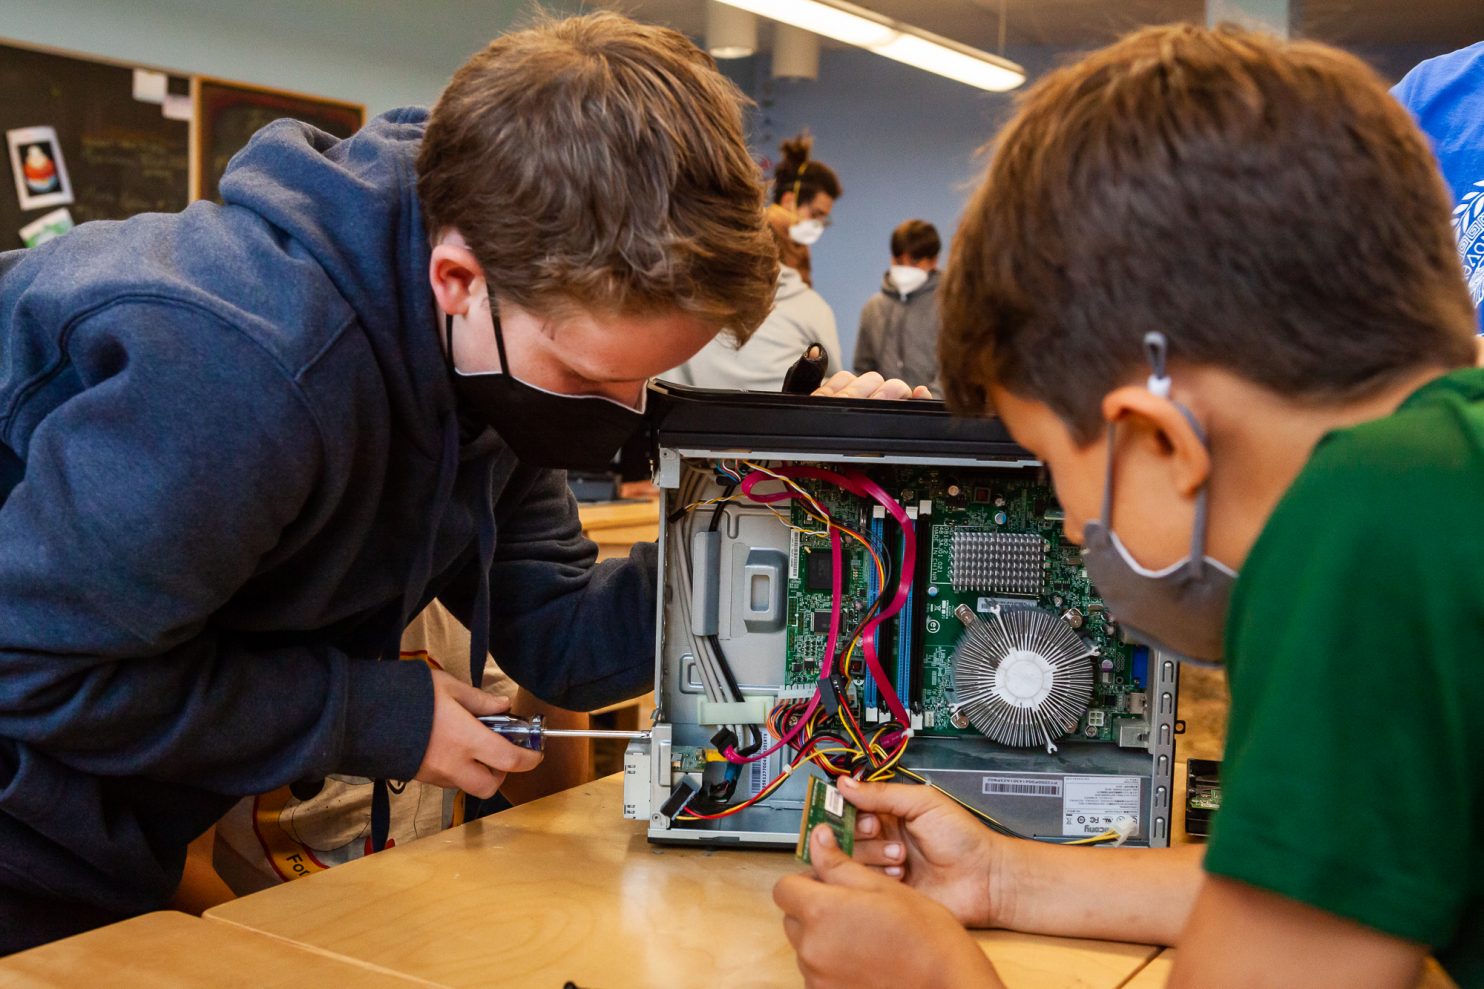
[371,410,463,854]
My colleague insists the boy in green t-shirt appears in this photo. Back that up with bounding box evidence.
[774,23,1482,989]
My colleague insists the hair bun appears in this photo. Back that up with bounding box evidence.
[777,133,813,173]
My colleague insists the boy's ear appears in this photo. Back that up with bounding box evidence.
[428,237,484,318]
[1101,386,1212,498]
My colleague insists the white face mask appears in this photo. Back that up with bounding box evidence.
[888,265,929,297]
[789,218,825,246]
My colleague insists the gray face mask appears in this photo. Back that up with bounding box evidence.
[1079,333,1237,667]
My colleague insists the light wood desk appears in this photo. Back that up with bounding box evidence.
[208,775,1160,989]
[0,911,442,989]
[577,499,659,563]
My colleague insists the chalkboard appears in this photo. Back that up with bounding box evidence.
[0,40,190,247]
[193,78,364,202]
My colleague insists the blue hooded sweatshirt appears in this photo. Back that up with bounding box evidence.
[1393,41,1484,332]
[0,108,656,949]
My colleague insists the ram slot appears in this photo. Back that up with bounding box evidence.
[909,500,932,727]
[862,507,886,721]
[894,506,918,725]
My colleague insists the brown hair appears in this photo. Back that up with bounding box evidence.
[941,24,1477,440]
[772,134,841,206]
[417,12,778,343]
[890,219,940,262]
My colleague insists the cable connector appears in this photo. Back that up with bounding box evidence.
[710,728,739,753]
[818,677,840,717]
[1111,814,1138,846]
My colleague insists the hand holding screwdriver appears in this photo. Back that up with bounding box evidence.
[415,671,543,798]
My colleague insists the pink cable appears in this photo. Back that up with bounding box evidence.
[740,466,915,726]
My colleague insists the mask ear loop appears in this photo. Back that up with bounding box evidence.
[444,313,456,378]
[789,160,809,217]
[490,305,510,375]
[1101,331,1211,571]
[447,295,512,377]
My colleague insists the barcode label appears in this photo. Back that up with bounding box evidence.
[748,730,775,796]
[982,776,1063,798]
[824,783,844,817]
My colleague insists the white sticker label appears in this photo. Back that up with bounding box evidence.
[823,783,844,818]
[982,775,1062,798]
[788,529,799,580]
[1062,775,1141,836]
[747,729,775,797]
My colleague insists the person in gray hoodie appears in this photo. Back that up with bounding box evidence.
[855,220,943,393]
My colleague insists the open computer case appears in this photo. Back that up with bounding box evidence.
[622,384,1180,849]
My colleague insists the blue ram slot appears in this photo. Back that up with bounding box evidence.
[894,514,915,708]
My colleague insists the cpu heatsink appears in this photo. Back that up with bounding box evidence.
[951,606,1095,752]
[950,530,1045,596]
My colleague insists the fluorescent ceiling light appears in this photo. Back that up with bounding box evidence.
[715,0,1025,92]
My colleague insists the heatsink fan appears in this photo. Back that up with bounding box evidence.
[950,605,1096,753]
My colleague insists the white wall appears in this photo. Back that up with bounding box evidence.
[0,0,573,113]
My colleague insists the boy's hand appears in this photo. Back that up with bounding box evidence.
[415,670,543,797]
[773,826,1005,989]
[812,370,934,401]
[835,776,1001,928]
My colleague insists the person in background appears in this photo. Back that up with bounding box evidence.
[664,135,843,390]
[1393,41,1484,333]
[854,219,943,394]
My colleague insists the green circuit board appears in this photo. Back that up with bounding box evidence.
[781,465,1143,745]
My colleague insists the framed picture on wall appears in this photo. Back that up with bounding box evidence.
[191,77,364,202]
[7,125,73,211]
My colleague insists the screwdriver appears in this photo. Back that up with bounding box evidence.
[478,714,652,751]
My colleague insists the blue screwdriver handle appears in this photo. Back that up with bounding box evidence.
[477,714,545,751]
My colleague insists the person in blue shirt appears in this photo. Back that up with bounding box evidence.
[1394,41,1484,332]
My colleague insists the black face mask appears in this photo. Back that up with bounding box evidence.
[446,312,647,472]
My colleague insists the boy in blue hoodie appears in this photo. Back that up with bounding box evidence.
[780,25,1481,989]
[0,13,802,952]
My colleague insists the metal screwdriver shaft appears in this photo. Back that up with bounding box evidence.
[478,714,650,751]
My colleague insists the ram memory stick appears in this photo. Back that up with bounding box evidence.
[796,776,856,864]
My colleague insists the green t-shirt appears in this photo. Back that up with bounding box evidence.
[1204,366,1484,987]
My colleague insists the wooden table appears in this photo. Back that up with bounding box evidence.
[0,911,440,988]
[208,775,1160,988]
[577,499,659,563]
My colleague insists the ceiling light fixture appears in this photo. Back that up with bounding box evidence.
[705,0,759,59]
[772,24,820,80]
[713,0,1025,91]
